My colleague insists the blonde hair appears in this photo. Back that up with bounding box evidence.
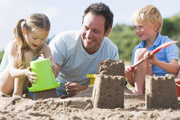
[14,13,50,68]
[132,5,163,32]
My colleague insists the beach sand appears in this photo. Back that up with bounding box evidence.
[0,86,180,120]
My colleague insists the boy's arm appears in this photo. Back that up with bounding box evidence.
[125,66,135,86]
[144,51,179,75]
[153,59,179,75]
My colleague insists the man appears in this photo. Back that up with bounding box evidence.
[49,2,119,98]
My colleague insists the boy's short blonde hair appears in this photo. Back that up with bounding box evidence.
[132,5,163,32]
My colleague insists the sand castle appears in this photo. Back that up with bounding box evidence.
[32,89,57,100]
[145,74,178,109]
[92,59,179,109]
[92,59,125,108]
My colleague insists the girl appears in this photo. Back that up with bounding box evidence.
[0,13,57,97]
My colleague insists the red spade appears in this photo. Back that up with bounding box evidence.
[130,41,178,70]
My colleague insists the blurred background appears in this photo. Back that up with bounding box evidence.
[0,0,180,63]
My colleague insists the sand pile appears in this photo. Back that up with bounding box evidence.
[1,87,180,120]
[1,59,180,120]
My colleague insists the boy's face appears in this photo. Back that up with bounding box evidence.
[133,21,158,41]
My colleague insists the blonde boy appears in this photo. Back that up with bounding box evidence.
[125,5,179,95]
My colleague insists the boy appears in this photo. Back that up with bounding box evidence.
[125,5,179,95]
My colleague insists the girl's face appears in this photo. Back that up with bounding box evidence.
[24,30,49,50]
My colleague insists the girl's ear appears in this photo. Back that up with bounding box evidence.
[23,27,27,35]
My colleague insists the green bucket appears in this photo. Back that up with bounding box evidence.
[29,58,60,92]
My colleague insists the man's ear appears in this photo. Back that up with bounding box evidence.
[104,27,111,37]
[23,27,27,35]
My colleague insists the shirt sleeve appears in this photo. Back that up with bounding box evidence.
[49,34,67,66]
[165,43,179,61]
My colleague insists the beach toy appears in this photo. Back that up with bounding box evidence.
[131,41,178,70]
[87,74,96,85]
[29,58,60,92]
[176,80,180,97]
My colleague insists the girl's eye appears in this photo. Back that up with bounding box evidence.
[33,37,37,39]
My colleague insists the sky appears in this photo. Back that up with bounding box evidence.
[0,0,180,51]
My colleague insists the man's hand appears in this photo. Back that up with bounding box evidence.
[49,56,61,77]
[65,82,88,97]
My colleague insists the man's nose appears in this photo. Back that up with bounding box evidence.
[86,30,93,39]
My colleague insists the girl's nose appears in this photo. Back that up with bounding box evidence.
[35,39,42,45]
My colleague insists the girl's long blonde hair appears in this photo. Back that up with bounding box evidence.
[14,13,50,69]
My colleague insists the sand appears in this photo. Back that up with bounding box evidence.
[1,59,180,119]
[0,86,180,120]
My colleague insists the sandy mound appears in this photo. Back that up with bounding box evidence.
[0,86,180,120]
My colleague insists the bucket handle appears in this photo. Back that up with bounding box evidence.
[176,83,180,87]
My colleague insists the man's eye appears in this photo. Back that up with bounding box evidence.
[93,30,98,33]
[83,26,89,31]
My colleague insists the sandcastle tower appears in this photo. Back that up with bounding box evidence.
[92,59,125,108]
[145,74,178,109]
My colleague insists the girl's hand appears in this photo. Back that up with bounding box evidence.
[26,67,37,83]
[49,56,60,77]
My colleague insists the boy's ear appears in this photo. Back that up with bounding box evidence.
[104,27,111,37]
[23,27,27,35]
[154,23,159,32]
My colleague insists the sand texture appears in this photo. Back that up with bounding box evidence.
[1,86,180,120]
[1,59,180,119]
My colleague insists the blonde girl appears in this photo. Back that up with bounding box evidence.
[0,13,57,97]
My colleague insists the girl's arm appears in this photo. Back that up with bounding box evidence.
[7,41,29,78]
[40,43,52,58]
[40,43,61,77]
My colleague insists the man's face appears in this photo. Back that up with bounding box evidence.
[81,12,110,54]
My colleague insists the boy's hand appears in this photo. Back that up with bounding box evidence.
[125,66,133,79]
[26,67,37,83]
[143,51,159,65]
